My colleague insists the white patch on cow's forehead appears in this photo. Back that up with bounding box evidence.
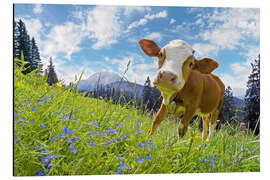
[160,39,194,83]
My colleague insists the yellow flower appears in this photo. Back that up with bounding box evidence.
[195,146,200,151]
[195,135,201,140]
[216,120,220,122]
[56,82,62,88]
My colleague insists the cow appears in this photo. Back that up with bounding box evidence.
[139,39,225,141]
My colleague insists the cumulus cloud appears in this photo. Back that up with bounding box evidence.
[144,32,162,42]
[33,4,43,14]
[169,18,176,24]
[42,22,84,60]
[126,10,168,32]
[191,8,259,57]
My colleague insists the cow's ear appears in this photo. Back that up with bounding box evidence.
[139,39,161,57]
[193,58,219,74]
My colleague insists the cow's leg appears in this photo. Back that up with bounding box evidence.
[202,115,210,140]
[207,110,219,141]
[178,105,196,137]
[147,103,168,135]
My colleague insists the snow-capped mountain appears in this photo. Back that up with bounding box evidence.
[78,72,122,91]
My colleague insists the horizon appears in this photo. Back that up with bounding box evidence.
[14,4,260,98]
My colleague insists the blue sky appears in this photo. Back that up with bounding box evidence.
[14,4,260,98]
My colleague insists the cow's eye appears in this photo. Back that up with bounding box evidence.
[189,62,193,68]
[159,52,162,57]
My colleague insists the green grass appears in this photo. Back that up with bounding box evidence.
[13,63,260,176]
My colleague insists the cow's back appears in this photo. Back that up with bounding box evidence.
[199,73,225,113]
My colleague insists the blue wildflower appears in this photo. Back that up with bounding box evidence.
[138,128,143,134]
[119,163,129,170]
[117,156,123,161]
[72,138,78,142]
[117,123,122,128]
[35,146,41,150]
[50,136,57,142]
[36,170,44,176]
[60,132,65,138]
[23,117,26,121]
[29,120,34,124]
[66,138,72,143]
[213,154,217,160]
[32,106,38,112]
[69,144,77,153]
[115,170,122,175]
[136,157,144,163]
[103,132,108,137]
[63,126,73,135]
[14,113,19,118]
[148,140,153,145]
[89,141,95,147]
[46,168,50,173]
[211,160,215,169]
[120,134,127,140]
[41,122,45,128]
[94,121,99,126]
[146,156,152,161]
[48,163,54,168]
[106,139,112,146]
[139,143,144,148]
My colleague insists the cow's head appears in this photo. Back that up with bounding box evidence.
[139,39,218,105]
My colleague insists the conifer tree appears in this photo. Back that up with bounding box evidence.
[47,57,58,85]
[245,55,260,135]
[31,37,43,73]
[142,76,153,111]
[219,86,236,124]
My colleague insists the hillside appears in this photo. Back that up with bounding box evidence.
[14,63,260,176]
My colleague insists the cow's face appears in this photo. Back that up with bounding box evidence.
[139,39,195,104]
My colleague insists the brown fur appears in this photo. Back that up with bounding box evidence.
[139,39,225,139]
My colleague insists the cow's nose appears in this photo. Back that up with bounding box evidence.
[154,70,178,85]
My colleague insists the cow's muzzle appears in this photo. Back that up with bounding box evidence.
[153,70,179,90]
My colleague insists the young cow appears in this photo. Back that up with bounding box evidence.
[139,39,225,140]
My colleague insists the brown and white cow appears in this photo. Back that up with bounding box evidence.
[139,39,225,140]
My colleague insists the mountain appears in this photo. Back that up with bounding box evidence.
[233,96,245,107]
[78,72,122,91]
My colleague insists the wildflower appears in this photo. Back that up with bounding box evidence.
[148,140,153,145]
[36,170,44,176]
[195,136,201,140]
[56,82,62,88]
[89,141,95,147]
[115,170,122,175]
[106,139,112,146]
[120,134,127,140]
[41,122,45,128]
[146,156,152,161]
[48,163,54,168]
[14,113,19,118]
[69,144,77,153]
[113,137,118,143]
[136,157,144,163]
[60,132,65,138]
[117,156,123,161]
[136,120,141,123]
[216,120,220,122]
[213,154,217,160]
[103,132,108,137]
[195,146,200,151]
[139,143,144,148]
[94,121,99,126]
[29,120,34,124]
[211,160,215,169]
[66,138,72,143]
[137,128,143,134]
[50,136,57,142]
[63,126,73,135]
[72,138,78,142]
[119,163,129,170]
[117,123,123,128]
[32,106,38,112]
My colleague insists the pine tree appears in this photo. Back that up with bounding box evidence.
[142,76,153,111]
[47,57,58,85]
[245,55,260,135]
[151,86,163,112]
[31,37,43,74]
[219,86,236,124]
[17,19,32,74]
[13,20,20,59]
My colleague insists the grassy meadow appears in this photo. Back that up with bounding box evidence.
[13,61,260,176]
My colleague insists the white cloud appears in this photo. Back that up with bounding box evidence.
[144,32,162,42]
[126,10,168,32]
[169,18,176,24]
[42,21,84,60]
[195,8,259,57]
[33,4,43,14]
[192,43,219,57]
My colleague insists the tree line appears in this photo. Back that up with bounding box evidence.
[14,19,58,85]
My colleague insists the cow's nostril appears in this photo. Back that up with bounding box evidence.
[171,76,177,83]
